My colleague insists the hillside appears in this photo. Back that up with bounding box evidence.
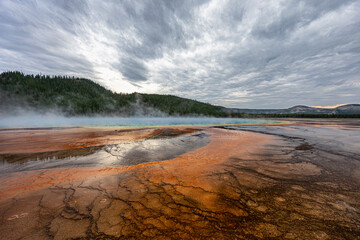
[1,71,359,118]
[0,71,226,117]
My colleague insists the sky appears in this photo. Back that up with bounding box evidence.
[0,0,359,108]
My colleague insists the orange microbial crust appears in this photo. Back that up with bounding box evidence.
[0,127,198,154]
[0,128,269,200]
[0,125,359,239]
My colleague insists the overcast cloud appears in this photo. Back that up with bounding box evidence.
[0,0,359,108]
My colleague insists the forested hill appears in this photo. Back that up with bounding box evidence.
[0,71,227,117]
[2,71,359,118]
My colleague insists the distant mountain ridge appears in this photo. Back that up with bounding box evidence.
[222,104,360,115]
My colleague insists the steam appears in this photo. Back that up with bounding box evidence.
[0,92,168,118]
[0,111,270,128]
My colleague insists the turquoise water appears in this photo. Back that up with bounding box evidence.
[0,114,276,128]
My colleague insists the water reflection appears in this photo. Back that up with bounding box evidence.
[0,132,210,173]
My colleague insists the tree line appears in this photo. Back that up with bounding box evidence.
[0,71,226,117]
[1,71,359,118]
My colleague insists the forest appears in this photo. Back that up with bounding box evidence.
[0,71,227,117]
[1,71,359,118]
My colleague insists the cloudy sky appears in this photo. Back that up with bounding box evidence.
[0,0,359,108]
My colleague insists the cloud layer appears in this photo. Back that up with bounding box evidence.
[1,0,359,108]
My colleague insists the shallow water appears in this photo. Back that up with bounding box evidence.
[0,114,275,128]
[226,124,360,157]
[0,131,210,173]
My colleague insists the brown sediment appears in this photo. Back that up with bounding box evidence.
[295,143,314,150]
[0,125,359,239]
[148,128,199,138]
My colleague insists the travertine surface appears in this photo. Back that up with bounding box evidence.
[0,124,359,239]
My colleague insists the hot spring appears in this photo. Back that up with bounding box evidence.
[0,113,278,128]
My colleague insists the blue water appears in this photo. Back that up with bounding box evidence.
[0,113,276,128]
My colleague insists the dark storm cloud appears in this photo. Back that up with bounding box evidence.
[251,0,353,39]
[0,0,359,108]
[118,58,148,82]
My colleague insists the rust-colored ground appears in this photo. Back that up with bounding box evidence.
[0,127,197,154]
[0,124,359,239]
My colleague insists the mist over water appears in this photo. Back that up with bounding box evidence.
[0,112,273,128]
